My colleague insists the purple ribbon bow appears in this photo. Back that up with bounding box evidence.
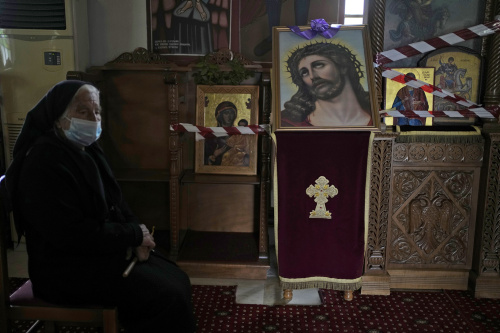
[289,19,341,40]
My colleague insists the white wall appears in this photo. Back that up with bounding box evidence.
[88,0,147,67]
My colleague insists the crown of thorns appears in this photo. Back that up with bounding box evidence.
[286,42,364,85]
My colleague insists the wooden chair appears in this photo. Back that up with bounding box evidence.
[0,175,120,333]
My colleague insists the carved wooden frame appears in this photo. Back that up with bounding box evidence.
[362,132,396,295]
[473,131,500,298]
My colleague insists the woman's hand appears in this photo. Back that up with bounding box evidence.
[135,224,156,262]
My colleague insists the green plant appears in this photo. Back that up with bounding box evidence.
[225,58,255,85]
[192,55,254,85]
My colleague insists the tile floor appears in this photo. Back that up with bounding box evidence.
[7,226,322,306]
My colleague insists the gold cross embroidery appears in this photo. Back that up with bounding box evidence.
[306,176,339,219]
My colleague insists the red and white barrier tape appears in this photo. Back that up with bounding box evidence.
[375,16,500,120]
[170,123,270,140]
[383,67,477,105]
[380,67,499,119]
[375,16,500,66]
[380,107,500,119]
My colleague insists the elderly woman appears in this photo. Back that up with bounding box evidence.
[5,80,196,333]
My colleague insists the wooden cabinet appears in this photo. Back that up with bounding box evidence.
[69,48,270,279]
[362,130,500,298]
[168,67,272,279]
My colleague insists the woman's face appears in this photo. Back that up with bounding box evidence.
[58,85,101,130]
[218,108,236,126]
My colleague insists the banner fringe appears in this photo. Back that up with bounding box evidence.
[280,280,362,291]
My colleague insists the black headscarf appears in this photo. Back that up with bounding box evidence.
[4,80,122,242]
[12,80,88,159]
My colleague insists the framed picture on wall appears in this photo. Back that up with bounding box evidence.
[382,0,487,67]
[272,24,380,131]
[418,46,483,112]
[195,85,259,175]
[384,67,435,126]
[146,0,239,56]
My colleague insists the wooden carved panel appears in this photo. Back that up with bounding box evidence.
[367,0,386,107]
[390,169,475,266]
[389,138,483,269]
[167,72,181,256]
[109,47,173,65]
[393,143,484,164]
[365,133,397,273]
[388,142,484,268]
[483,0,500,105]
[258,72,272,258]
[478,133,500,274]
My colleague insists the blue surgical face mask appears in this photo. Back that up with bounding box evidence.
[63,117,102,146]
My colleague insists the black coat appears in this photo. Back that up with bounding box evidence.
[16,133,143,301]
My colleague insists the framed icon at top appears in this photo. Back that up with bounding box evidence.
[146,0,239,56]
[272,24,379,131]
[419,46,482,112]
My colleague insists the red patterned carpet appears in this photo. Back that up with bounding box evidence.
[8,278,500,332]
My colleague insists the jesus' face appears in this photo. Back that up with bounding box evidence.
[298,55,345,101]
